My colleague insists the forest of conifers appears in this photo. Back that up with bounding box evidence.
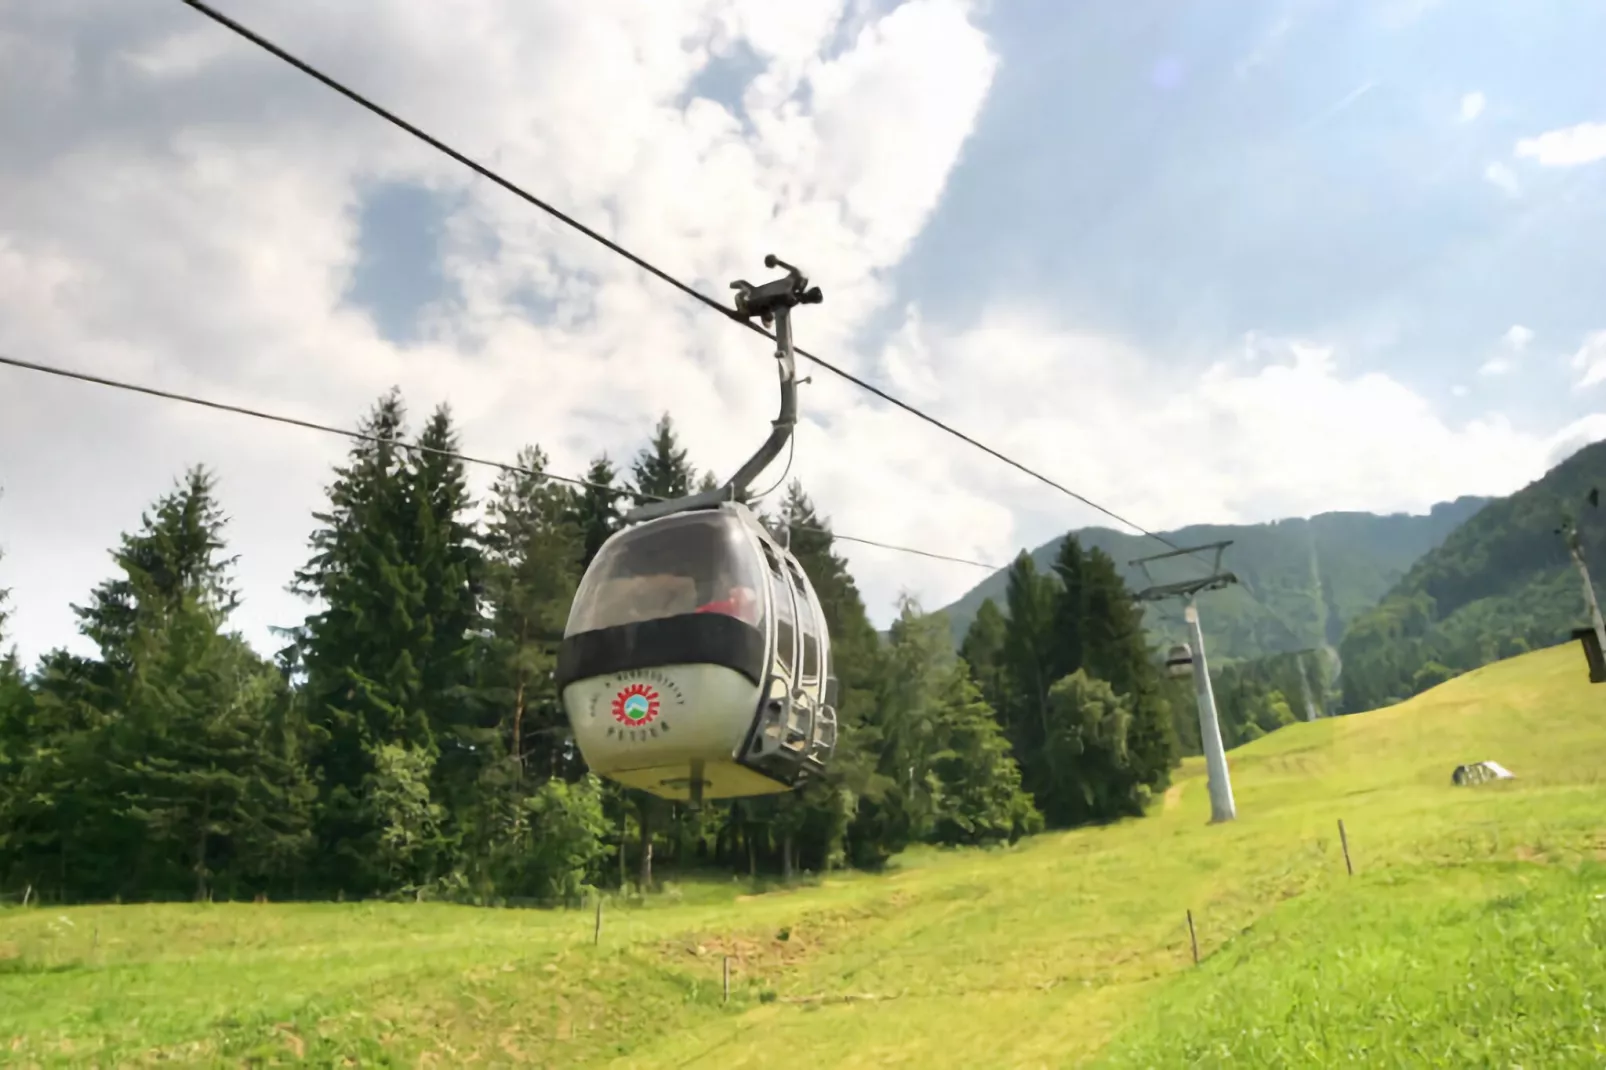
[0,390,1202,906]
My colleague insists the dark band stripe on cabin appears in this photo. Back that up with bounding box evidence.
[555,612,769,691]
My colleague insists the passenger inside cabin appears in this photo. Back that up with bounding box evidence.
[694,584,761,626]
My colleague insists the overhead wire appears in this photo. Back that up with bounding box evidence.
[176,0,1205,566]
[101,1,1314,654]
[0,352,998,572]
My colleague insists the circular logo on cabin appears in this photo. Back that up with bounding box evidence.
[611,682,662,726]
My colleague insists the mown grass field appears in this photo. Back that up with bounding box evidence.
[4,641,1605,1067]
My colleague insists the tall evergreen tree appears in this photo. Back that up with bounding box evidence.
[993,538,1178,827]
[570,455,624,569]
[959,598,1010,715]
[0,533,25,752]
[405,405,484,741]
[931,660,1043,847]
[1000,553,1062,804]
[1068,545,1178,792]
[403,406,490,842]
[4,469,314,900]
[291,390,438,894]
[696,468,754,506]
[482,445,582,774]
[629,413,698,505]
[777,482,884,873]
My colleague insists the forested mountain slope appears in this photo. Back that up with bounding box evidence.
[1338,440,1606,712]
[941,498,1488,663]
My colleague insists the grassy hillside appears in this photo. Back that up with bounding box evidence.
[4,641,1604,1066]
[1340,439,1606,712]
[940,498,1487,662]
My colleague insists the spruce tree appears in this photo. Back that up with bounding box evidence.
[404,405,489,844]
[482,445,582,774]
[777,482,884,872]
[629,413,697,505]
[0,532,26,772]
[14,468,315,900]
[1000,553,1062,806]
[931,660,1043,846]
[1064,545,1178,793]
[569,455,624,569]
[405,405,483,741]
[960,598,1009,716]
[291,389,436,894]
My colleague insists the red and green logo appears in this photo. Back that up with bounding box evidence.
[611,682,661,726]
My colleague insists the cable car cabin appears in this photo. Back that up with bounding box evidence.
[555,502,839,803]
[1164,643,1194,678]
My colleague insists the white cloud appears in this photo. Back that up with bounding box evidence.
[1484,161,1521,197]
[1479,324,1533,377]
[1502,324,1535,352]
[1515,121,1606,167]
[1458,91,1485,122]
[881,316,1579,533]
[1545,413,1606,469]
[0,0,1598,669]
[1571,330,1606,390]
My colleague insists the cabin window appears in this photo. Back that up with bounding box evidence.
[787,562,822,682]
[565,512,765,634]
[769,568,796,675]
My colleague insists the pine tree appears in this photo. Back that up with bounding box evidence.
[1070,546,1177,792]
[405,405,484,741]
[629,413,697,505]
[850,597,948,864]
[1000,553,1062,806]
[777,482,883,873]
[851,598,1039,862]
[960,598,1010,715]
[0,534,44,894]
[931,660,1042,846]
[482,445,582,774]
[696,468,753,506]
[0,532,25,753]
[403,406,489,847]
[291,389,437,894]
[569,455,624,569]
[9,469,315,900]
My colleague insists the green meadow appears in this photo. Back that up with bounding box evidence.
[5,641,1604,1067]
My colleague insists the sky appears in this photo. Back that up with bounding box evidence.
[5,0,1606,666]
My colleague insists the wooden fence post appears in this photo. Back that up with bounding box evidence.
[1186,909,1199,965]
[1338,819,1354,876]
[723,955,731,1003]
[593,898,603,946]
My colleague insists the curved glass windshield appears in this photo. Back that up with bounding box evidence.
[566,511,767,635]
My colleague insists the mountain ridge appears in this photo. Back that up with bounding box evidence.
[1338,439,1606,711]
[938,497,1491,664]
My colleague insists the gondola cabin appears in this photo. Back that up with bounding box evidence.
[555,502,838,802]
[1164,642,1194,678]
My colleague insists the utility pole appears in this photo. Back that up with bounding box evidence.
[1132,541,1237,824]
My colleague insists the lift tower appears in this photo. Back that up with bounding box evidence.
[1131,540,1238,824]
